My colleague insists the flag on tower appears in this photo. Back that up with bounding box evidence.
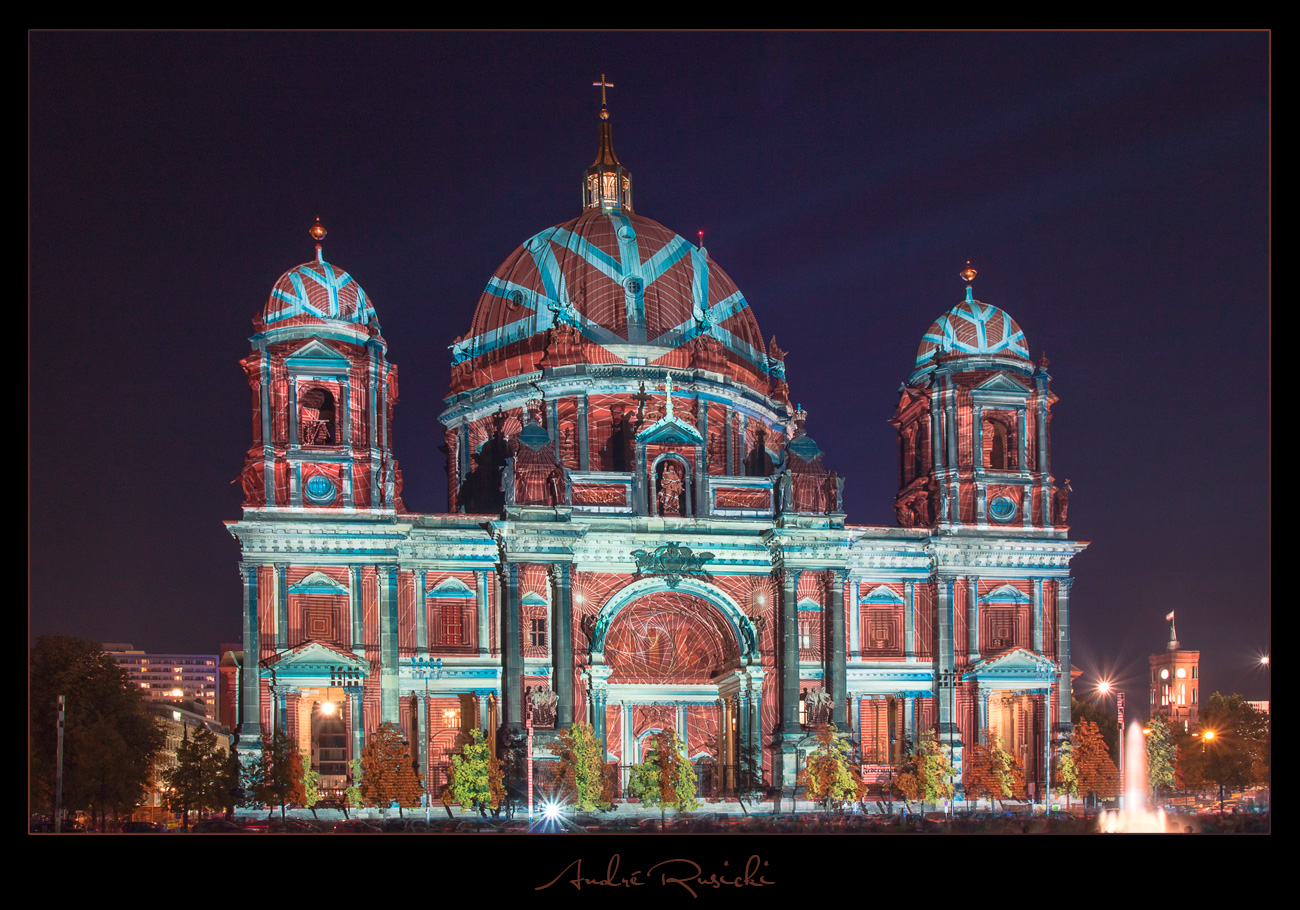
[1166,611,1175,621]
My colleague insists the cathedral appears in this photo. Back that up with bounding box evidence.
[227,94,1086,804]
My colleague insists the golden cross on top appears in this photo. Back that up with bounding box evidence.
[593,74,614,108]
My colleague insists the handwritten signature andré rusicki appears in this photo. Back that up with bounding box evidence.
[536,854,774,897]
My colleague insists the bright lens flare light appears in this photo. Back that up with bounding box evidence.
[1096,679,1112,695]
[321,701,336,715]
[542,799,564,822]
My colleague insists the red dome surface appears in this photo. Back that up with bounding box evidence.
[451,211,768,391]
[258,252,378,332]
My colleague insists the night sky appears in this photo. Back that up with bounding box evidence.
[30,32,1269,720]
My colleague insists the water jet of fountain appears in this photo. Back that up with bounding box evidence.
[1099,721,1170,832]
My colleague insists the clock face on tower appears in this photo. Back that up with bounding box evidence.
[1161,668,1170,680]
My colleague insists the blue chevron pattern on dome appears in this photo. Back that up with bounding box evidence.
[914,300,1029,370]
[265,259,377,327]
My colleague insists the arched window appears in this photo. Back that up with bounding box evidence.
[985,418,1008,470]
[300,388,336,445]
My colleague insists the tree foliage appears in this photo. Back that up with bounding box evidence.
[164,724,230,825]
[1196,692,1270,792]
[963,731,1026,809]
[1143,716,1177,801]
[301,754,321,818]
[628,730,698,822]
[548,722,612,812]
[361,722,423,817]
[1054,740,1079,808]
[1071,720,1119,801]
[797,724,863,809]
[445,728,505,816]
[255,728,306,819]
[342,758,364,818]
[29,635,164,822]
[1071,696,1119,759]
[894,730,955,810]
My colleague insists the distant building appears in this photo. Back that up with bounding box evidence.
[1148,618,1198,731]
[1247,700,1269,715]
[104,644,219,719]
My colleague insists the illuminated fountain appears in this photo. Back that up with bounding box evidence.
[1099,721,1169,833]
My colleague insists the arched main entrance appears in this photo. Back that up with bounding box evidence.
[589,583,761,796]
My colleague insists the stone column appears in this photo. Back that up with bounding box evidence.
[905,580,916,659]
[349,687,363,769]
[275,564,288,649]
[238,564,263,749]
[378,565,400,724]
[978,688,989,743]
[847,577,860,659]
[778,568,801,791]
[350,566,364,653]
[415,569,428,653]
[502,562,523,729]
[944,374,960,524]
[1032,578,1044,653]
[1056,578,1073,728]
[967,576,980,662]
[550,564,574,729]
[578,394,590,471]
[829,570,848,730]
[417,691,430,781]
[476,570,490,656]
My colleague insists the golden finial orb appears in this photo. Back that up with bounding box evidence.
[960,261,977,284]
[310,217,327,242]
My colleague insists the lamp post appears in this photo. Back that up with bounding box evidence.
[411,657,443,824]
[1097,679,1123,808]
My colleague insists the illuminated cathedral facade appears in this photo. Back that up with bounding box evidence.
[228,99,1086,803]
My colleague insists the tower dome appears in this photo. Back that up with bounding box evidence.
[911,293,1030,382]
[257,246,379,334]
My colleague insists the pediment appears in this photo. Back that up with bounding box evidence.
[862,585,905,605]
[263,640,369,677]
[967,647,1055,681]
[972,371,1030,398]
[427,577,474,598]
[285,338,352,370]
[287,571,349,595]
[978,583,1032,605]
[521,591,549,607]
[797,597,823,612]
[637,415,703,446]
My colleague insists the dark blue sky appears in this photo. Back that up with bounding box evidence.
[30,32,1269,717]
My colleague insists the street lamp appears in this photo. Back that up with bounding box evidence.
[1096,679,1123,808]
[411,657,443,824]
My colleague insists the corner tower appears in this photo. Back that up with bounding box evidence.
[238,221,403,513]
[891,264,1061,531]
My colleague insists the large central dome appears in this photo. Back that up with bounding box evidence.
[450,209,768,392]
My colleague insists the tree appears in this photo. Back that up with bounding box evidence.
[797,724,863,812]
[29,635,164,827]
[963,731,1025,810]
[255,728,305,820]
[445,728,505,817]
[163,724,228,828]
[342,758,364,819]
[627,729,698,827]
[1071,696,1119,760]
[1054,740,1079,809]
[1198,692,1270,796]
[360,722,423,817]
[1071,720,1118,806]
[894,730,955,813]
[1143,716,1177,804]
[547,722,612,812]
[301,754,322,818]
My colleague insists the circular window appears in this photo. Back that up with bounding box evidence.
[618,224,637,241]
[304,473,336,505]
[1176,667,1186,679]
[1160,668,1169,680]
[624,276,644,296]
[508,289,526,306]
[988,495,1017,523]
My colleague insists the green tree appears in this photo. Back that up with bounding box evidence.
[1054,740,1079,809]
[963,731,1026,810]
[445,728,505,817]
[628,729,698,828]
[797,724,863,812]
[1199,692,1270,796]
[342,758,364,819]
[1071,720,1118,806]
[894,730,955,812]
[163,724,228,828]
[301,754,322,818]
[1143,716,1177,804]
[361,722,423,818]
[255,728,305,820]
[29,635,164,828]
[548,722,612,812]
